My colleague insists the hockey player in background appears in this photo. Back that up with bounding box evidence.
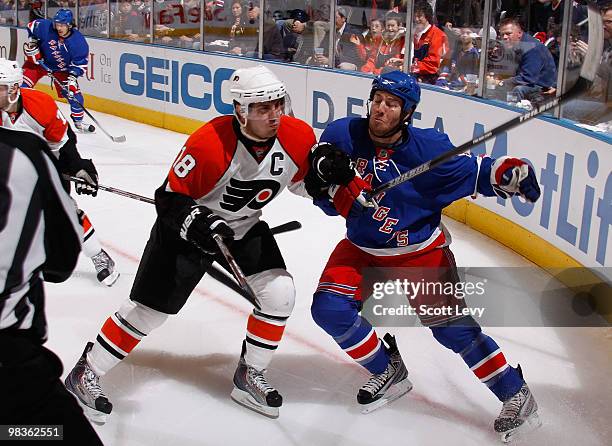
[0,58,119,287]
[65,65,317,421]
[305,70,542,442]
[0,126,103,445]
[21,8,95,133]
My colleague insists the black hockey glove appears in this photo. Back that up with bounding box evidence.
[74,159,99,196]
[179,205,235,255]
[310,142,355,186]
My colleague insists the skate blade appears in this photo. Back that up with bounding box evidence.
[101,271,120,287]
[230,387,279,419]
[500,412,542,443]
[67,389,109,425]
[360,377,413,414]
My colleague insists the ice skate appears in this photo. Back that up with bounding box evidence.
[494,368,541,443]
[64,342,113,424]
[91,249,120,286]
[230,357,282,419]
[74,121,96,133]
[357,333,413,414]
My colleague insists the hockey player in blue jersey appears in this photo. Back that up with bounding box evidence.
[305,70,542,442]
[21,8,94,133]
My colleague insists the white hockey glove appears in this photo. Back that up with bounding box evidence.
[65,74,79,99]
[23,39,41,65]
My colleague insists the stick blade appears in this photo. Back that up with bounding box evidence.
[112,135,127,143]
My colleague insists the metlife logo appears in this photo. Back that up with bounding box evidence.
[119,53,235,114]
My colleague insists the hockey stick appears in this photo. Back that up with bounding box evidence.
[206,221,302,301]
[366,3,603,200]
[65,175,155,204]
[65,177,303,236]
[65,175,302,304]
[213,234,260,309]
[46,72,127,143]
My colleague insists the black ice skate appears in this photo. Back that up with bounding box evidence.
[74,121,96,133]
[230,357,282,419]
[64,342,113,424]
[357,333,413,414]
[494,366,541,443]
[91,249,120,286]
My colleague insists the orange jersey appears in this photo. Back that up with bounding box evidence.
[0,88,69,154]
[166,115,316,238]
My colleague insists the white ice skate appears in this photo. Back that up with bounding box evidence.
[230,357,282,419]
[64,342,113,424]
[91,249,120,286]
[358,333,413,414]
[495,370,541,443]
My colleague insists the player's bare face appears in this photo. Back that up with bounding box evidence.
[0,85,16,111]
[55,23,70,37]
[368,91,403,141]
[244,98,284,139]
[0,85,9,110]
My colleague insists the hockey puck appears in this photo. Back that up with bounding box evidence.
[86,124,96,133]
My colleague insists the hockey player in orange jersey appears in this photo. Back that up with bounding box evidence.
[0,58,119,286]
[65,65,318,421]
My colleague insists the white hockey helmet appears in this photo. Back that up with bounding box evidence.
[0,58,23,86]
[230,65,287,108]
[0,58,22,107]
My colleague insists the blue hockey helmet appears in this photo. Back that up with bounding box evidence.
[53,9,74,26]
[369,70,421,113]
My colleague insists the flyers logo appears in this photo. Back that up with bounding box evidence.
[220,178,281,212]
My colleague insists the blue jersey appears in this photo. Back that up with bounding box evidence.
[318,117,498,254]
[27,19,89,77]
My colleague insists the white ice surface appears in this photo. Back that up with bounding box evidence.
[44,105,611,446]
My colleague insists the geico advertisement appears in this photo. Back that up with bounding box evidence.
[83,38,308,119]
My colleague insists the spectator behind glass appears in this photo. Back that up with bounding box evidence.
[0,0,16,25]
[498,17,557,101]
[361,13,405,75]
[411,1,449,84]
[353,17,384,70]
[242,4,285,60]
[562,2,612,132]
[226,0,249,55]
[435,0,482,28]
[281,9,313,63]
[449,28,480,89]
[112,0,147,41]
[312,6,362,70]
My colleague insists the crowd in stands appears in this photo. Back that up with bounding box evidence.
[1,0,609,130]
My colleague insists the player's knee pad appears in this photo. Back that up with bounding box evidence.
[311,292,359,338]
[247,268,295,318]
[117,299,168,335]
[430,323,482,353]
